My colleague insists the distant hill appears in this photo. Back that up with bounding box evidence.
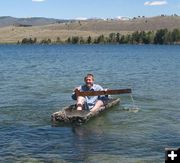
[0,15,180,43]
[1,15,180,30]
[0,16,71,27]
[59,15,180,32]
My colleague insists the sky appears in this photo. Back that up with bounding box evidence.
[0,0,180,19]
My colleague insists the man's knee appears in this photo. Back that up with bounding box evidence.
[96,100,104,106]
[77,96,85,104]
[76,96,86,110]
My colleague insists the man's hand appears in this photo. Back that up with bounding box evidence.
[73,86,81,92]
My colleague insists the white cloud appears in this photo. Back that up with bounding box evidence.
[144,1,168,6]
[32,0,45,1]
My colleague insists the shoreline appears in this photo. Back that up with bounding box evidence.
[0,16,180,44]
[0,42,180,45]
[0,28,179,45]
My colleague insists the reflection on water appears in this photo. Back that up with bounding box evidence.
[72,124,104,137]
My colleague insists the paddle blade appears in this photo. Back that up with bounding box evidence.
[75,88,132,97]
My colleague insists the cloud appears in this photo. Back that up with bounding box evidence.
[32,0,45,1]
[144,1,168,6]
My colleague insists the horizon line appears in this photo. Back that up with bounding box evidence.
[0,14,179,20]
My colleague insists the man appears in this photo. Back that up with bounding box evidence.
[72,74,108,112]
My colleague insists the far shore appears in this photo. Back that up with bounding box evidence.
[0,15,180,44]
[0,28,179,45]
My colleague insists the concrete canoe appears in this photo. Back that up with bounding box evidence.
[51,98,120,125]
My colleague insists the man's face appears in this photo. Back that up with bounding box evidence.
[85,76,94,88]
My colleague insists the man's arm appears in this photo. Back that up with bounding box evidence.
[71,86,81,100]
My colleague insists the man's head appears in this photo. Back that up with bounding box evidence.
[84,73,94,88]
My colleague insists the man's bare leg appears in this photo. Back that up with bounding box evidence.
[76,96,85,110]
[90,100,104,112]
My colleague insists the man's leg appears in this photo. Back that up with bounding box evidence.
[90,100,104,112]
[76,96,85,110]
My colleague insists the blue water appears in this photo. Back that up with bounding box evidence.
[0,45,180,163]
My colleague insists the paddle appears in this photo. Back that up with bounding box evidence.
[75,88,132,97]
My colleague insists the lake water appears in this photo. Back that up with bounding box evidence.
[0,44,179,163]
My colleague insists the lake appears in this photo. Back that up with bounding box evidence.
[0,44,179,163]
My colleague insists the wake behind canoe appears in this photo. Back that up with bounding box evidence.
[51,98,120,124]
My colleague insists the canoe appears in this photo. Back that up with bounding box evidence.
[51,98,120,124]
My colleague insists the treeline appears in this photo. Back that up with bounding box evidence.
[19,28,180,45]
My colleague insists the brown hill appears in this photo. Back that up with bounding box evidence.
[0,16,180,43]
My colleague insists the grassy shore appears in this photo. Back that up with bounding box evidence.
[0,16,180,44]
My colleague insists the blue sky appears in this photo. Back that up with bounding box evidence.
[0,0,180,19]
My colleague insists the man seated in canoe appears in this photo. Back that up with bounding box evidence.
[72,73,108,112]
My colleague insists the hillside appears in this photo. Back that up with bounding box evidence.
[0,16,71,27]
[0,16,180,43]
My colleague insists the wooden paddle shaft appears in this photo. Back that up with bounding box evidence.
[75,89,132,97]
